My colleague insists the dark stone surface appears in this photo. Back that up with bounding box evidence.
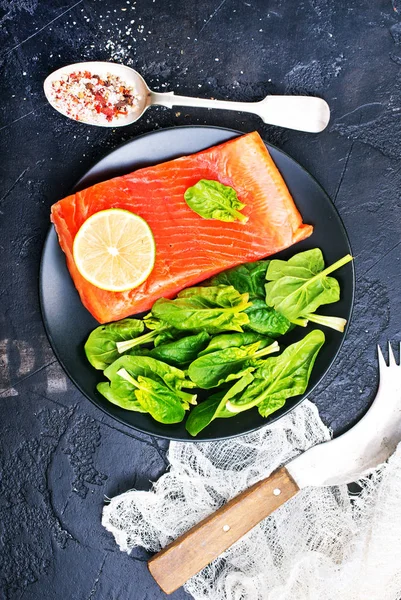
[1,0,400,597]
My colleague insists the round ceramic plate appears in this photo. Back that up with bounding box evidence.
[40,126,355,441]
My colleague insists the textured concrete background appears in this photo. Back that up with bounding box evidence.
[1,0,401,598]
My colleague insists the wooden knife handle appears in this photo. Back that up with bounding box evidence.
[148,466,299,594]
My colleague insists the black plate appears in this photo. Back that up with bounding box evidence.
[40,126,355,441]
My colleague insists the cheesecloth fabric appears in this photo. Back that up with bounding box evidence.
[102,400,401,600]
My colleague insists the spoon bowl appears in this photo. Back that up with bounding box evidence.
[44,61,330,132]
[43,61,150,127]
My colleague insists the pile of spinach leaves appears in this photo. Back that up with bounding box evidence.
[84,248,352,435]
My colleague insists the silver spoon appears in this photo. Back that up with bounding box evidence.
[43,61,330,133]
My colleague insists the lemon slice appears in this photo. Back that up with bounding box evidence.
[73,209,156,292]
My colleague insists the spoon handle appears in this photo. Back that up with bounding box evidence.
[151,91,263,115]
[150,91,330,133]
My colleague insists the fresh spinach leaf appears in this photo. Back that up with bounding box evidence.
[211,262,292,337]
[115,321,174,354]
[104,355,197,397]
[185,392,228,437]
[265,249,352,323]
[151,286,251,334]
[198,331,272,356]
[84,318,144,370]
[117,369,187,424]
[142,316,183,346]
[211,261,269,297]
[177,285,248,307]
[153,329,181,347]
[97,380,146,412]
[184,179,248,223]
[188,340,279,389]
[146,331,210,366]
[226,330,325,415]
[244,299,292,336]
[185,373,254,436]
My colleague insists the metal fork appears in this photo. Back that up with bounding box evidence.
[287,342,401,487]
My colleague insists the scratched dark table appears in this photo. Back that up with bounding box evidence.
[1,0,401,598]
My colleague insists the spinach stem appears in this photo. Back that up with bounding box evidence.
[253,340,280,358]
[291,318,309,327]
[232,209,249,223]
[117,368,140,387]
[226,392,266,413]
[278,254,353,304]
[225,343,279,412]
[305,313,347,332]
[306,253,353,287]
[176,390,198,405]
[116,329,160,353]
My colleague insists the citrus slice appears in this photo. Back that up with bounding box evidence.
[73,209,156,292]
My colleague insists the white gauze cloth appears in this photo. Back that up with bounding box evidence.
[102,400,401,600]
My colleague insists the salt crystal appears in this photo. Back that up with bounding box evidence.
[48,70,141,124]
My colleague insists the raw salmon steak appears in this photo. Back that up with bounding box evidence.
[51,131,313,323]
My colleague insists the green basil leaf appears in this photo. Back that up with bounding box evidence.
[184,179,248,223]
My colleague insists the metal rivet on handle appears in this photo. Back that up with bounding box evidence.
[222,524,230,532]
[273,488,281,496]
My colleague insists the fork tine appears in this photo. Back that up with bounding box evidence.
[388,342,396,366]
[377,345,387,371]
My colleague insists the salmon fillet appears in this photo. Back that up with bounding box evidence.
[51,131,313,323]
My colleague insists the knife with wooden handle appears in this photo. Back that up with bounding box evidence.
[148,345,401,594]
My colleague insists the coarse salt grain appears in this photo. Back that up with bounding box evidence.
[49,70,141,124]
